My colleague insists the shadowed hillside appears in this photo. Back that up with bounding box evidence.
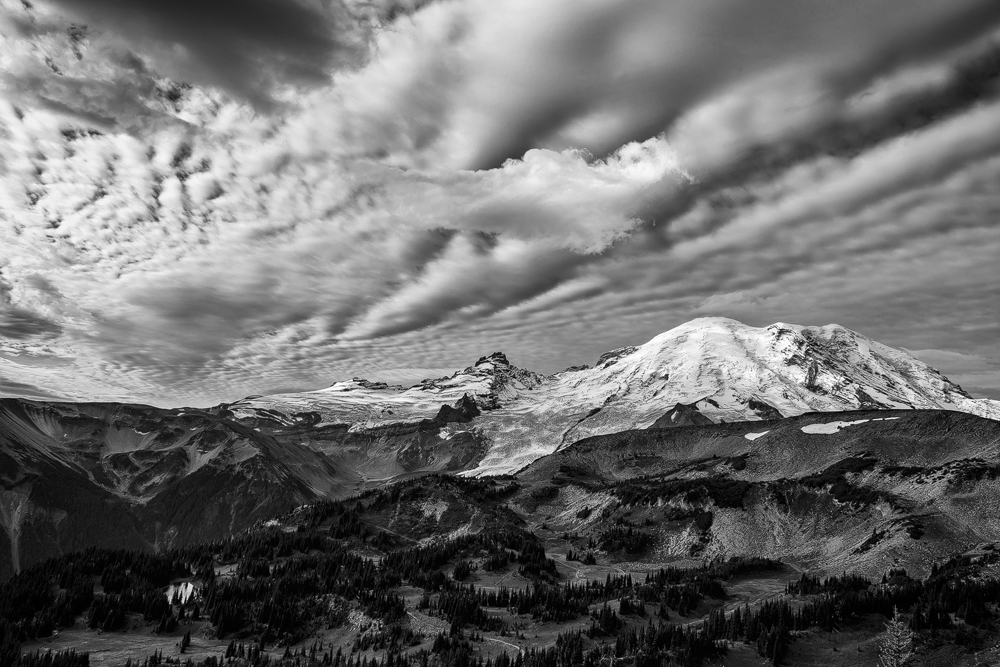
[516,410,1000,577]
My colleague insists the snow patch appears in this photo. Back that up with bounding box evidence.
[801,416,901,434]
[801,420,870,434]
[165,581,196,604]
[744,431,769,441]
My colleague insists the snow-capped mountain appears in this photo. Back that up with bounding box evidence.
[232,317,1000,475]
[4,318,999,579]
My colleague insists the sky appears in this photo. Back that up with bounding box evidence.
[0,0,999,406]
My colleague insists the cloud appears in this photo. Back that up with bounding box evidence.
[693,291,792,315]
[905,348,1000,400]
[0,0,999,406]
[342,234,592,339]
[633,98,1000,270]
[0,276,63,340]
[906,348,1000,375]
[384,0,1000,169]
[0,308,63,339]
[30,0,361,107]
[0,376,66,400]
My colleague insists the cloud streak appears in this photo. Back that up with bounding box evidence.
[360,0,1000,169]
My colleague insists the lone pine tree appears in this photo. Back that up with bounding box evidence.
[879,607,914,667]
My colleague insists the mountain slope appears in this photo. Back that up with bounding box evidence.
[515,409,1000,577]
[0,398,358,579]
[233,318,1000,475]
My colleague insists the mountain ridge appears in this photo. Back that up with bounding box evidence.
[2,317,998,579]
[232,317,1000,475]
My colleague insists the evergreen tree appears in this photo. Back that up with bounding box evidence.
[879,607,914,667]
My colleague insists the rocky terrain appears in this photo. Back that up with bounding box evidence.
[515,409,1000,578]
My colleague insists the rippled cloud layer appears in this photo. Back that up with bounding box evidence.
[1,0,999,404]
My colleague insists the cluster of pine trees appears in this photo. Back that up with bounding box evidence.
[5,474,1000,667]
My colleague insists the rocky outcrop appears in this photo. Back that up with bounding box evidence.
[650,402,715,428]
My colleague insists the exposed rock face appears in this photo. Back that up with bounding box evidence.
[431,394,481,424]
[650,403,715,428]
[596,347,639,367]
[476,352,510,367]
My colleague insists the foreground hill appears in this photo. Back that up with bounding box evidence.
[231,317,1000,474]
[515,409,1000,578]
[6,475,1000,667]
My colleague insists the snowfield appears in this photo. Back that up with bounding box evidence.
[801,417,901,434]
[232,317,1000,475]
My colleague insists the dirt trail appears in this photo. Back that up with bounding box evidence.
[483,637,522,653]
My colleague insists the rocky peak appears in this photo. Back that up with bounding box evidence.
[349,378,405,391]
[431,394,481,424]
[475,352,510,367]
[649,402,715,428]
[596,346,639,367]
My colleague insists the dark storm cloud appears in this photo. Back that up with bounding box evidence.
[43,0,358,106]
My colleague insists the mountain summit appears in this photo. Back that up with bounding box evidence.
[233,317,1000,474]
